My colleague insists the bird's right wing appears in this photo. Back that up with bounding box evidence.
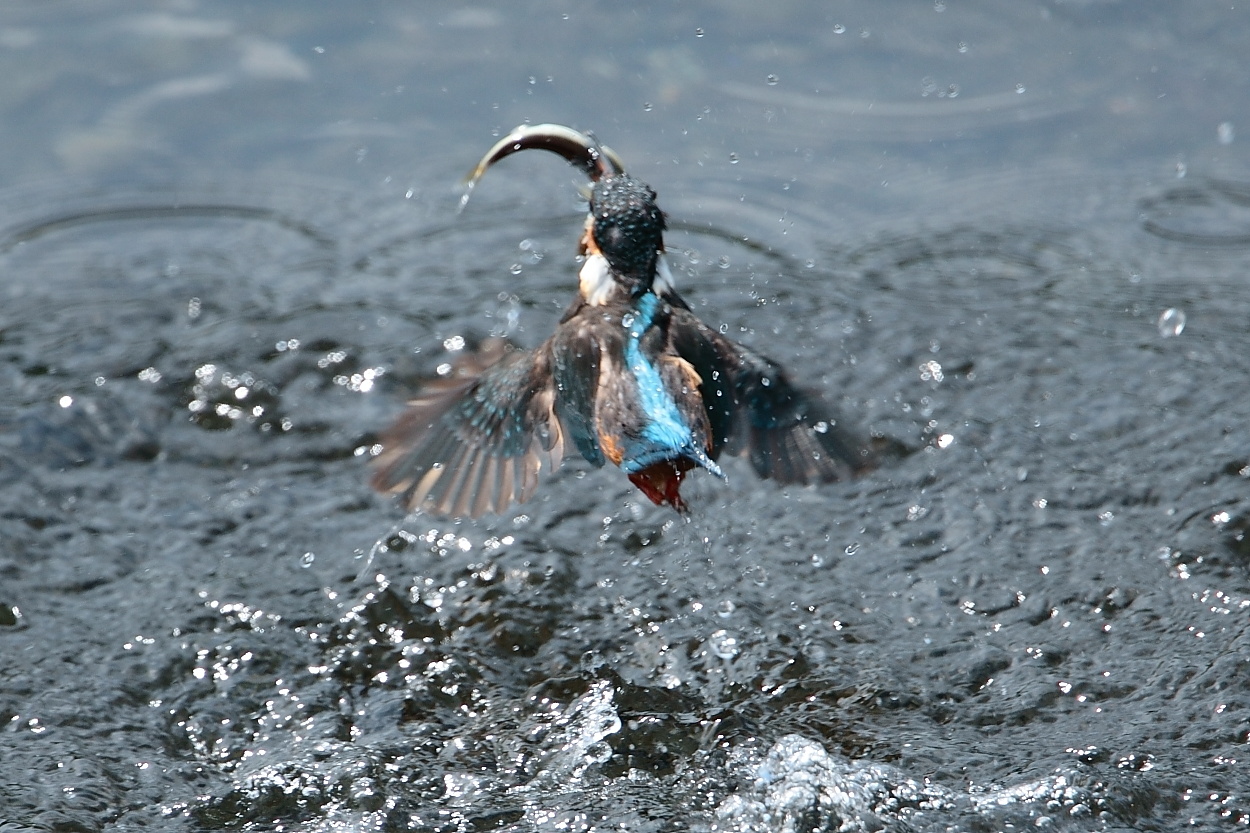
[669,309,870,484]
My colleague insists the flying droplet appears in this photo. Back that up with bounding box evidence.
[766,74,779,86]
[832,23,846,34]
[509,263,523,275]
[642,101,653,112]
[1157,307,1185,337]
[1015,83,1026,94]
[300,552,316,568]
[957,41,968,53]
[694,27,705,37]
[708,629,739,660]
[728,152,740,164]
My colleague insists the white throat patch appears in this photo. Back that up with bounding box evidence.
[578,254,615,305]
[578,252,676,306]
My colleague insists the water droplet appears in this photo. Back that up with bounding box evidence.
[717,256,730,269]
[844,542,861,556]
[832,23,846,34]
[945,83,960,98]
[859,28,871,38]
[813,421,829,434]
[1158,307,1185,337]
[1175,161,1187,178]
[694,27,705,37]
[708,629,738,660]
[1217,122,1235,145]
[621,312,635,329]
[1015,83,1026,95]
[957,41,968,53]
[718,322,729,334]
[642,101,653,112]
[728,152,740,164]
[509,263,523,275]
[766,74,779,86]
[810,553,824,567]
[716,599,735,618]
[933,0,947,10]
[300,552,316,568]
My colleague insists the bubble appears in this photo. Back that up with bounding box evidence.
[1158,307,1185,337]
[766,74,779,86]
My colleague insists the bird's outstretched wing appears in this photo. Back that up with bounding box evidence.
[670,310,869,484]
[370,339,565,518]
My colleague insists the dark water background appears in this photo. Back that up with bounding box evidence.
[2,2,1249,830]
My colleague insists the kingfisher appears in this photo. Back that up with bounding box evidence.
[370,124,871,518]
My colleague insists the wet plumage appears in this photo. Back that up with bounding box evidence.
[371,124,870,518]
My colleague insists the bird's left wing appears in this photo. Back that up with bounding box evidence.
[370,339,565,518]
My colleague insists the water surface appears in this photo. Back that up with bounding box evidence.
[2,2,1248,831]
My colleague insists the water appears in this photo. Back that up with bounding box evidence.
[2,2,1249,831]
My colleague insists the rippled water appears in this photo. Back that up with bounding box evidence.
[2,2,1249,831]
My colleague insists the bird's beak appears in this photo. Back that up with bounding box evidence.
[460,123,626,211]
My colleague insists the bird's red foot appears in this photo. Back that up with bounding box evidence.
[628,460,694,514]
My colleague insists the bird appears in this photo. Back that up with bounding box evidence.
[370,123,871,518]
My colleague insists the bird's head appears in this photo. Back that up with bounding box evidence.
[463,123,667,296]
